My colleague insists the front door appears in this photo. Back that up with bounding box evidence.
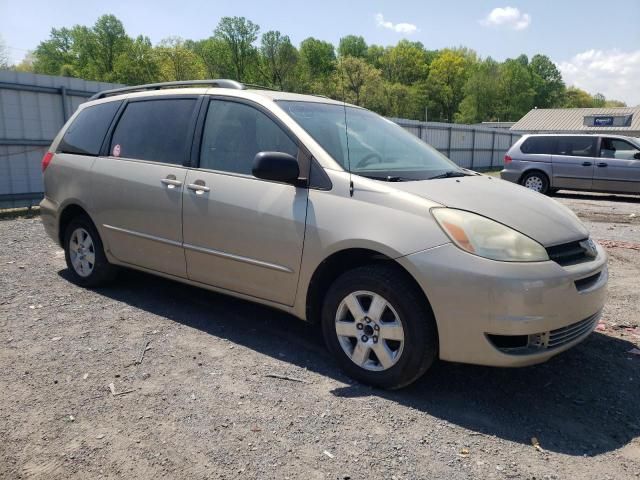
[182,98,308,305]
[593,137,640,193]
[91,97,199,277]
[551,136,596,190]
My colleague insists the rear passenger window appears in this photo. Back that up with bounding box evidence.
[199,100,299,175]
[555,137,597,157]
[110,99,197,164]
[58,101,121,156]
[520,137,555,154]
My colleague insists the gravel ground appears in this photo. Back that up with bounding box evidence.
[1,192,639,480]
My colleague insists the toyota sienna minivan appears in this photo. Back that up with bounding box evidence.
[40,80,608,389]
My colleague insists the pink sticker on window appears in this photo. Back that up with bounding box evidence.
[112,144,121,157]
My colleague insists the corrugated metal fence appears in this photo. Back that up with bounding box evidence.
[0,72,521,209]
[390,118,522,171]
[0,71,122,209]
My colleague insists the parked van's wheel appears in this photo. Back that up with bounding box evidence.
[521,171,549,194]
[63,215,117,287]
[321,264,438,389]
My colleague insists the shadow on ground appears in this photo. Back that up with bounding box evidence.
[554,191,640,204]
[60,267,640,457]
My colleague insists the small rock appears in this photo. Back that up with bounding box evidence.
[96,434,105,439]
[51,336,62,341]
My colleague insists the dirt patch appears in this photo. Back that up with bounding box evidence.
[1,202,639,479]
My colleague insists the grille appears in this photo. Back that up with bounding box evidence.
[548,313,599,349]
[546,240,589,266]
[487,312,600,355]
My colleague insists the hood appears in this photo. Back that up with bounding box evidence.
[391,175,589,247]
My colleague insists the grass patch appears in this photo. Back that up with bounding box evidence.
[0,206,41,220]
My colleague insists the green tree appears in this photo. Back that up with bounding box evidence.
[604,99,627,107]
[113,36,159,84]
[379,40,430,85]
[333,56,381,107]
[497,59,535,120]
[190,38,232,78]
[33,27,77,75]
[86,14,130,81]
[529,54,565,108]
[299,37,335,78]
[156,37,205,81]
[214,16,259,81]
[425,49,470,122]
[563,86,597,108]
[592,92,606,107]
[338,35,367,58]
[259,31,298,90]
[456,58,501,123]
[13,52,36,72]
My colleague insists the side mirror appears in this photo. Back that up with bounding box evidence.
[634,152,640,160]
[252,151,300,184]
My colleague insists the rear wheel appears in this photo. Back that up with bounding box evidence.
[521,171,550,195]
[321,264,438,389]
[63,215,117,287]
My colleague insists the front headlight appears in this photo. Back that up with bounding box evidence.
[431,208,549,262]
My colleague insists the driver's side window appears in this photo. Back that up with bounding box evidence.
[199,100,299,175]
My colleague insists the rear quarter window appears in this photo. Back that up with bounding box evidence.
[520,137,555,154]
[58,101,122,156]
[109,99,197,165]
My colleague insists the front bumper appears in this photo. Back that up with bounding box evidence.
[398,242,608,367]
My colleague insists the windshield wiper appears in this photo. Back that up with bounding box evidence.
[359,174,410,182]
[428,170,471,180]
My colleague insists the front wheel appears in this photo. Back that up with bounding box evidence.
[321,264,438,389]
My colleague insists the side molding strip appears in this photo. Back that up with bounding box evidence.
[103,224,293,274]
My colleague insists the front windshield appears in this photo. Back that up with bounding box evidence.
[277,101,461,181]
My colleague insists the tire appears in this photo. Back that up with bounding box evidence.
[63,214,117,287]
[321,264,438,389]
[521,171,550,195]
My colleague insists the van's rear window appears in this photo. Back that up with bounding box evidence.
[58,101,121,156]
[520,137,555,155]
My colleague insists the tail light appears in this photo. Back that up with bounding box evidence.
[41,152,54,172]
[504,155,512,164]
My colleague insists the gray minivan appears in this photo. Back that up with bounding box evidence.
[501,134,640,195]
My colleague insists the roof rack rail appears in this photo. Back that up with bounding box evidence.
[89,79,245,100]
[243,83,279,92]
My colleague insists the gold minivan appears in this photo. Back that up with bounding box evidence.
[41,80,608,389]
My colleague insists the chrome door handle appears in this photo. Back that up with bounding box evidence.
[161,178,182,188]
[187,183,210,194]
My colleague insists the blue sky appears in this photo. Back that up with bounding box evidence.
[2,0,639,104]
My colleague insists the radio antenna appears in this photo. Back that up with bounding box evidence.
[339,60,354,197]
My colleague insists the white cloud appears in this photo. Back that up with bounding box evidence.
[558,49,640,106]
[481,7,531,30]
[375,13,418,35]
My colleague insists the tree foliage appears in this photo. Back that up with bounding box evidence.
[214,16,259,81]
[23,13,627,121]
